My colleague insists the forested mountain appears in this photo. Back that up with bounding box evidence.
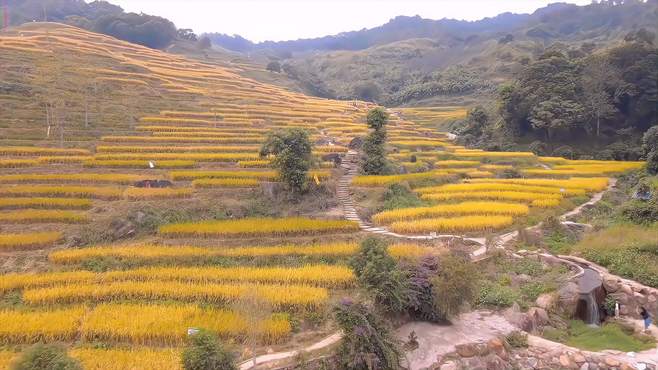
[206,0,657,106]
[4,0,198,49]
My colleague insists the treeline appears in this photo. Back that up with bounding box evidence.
[388,67,493,106]
[456,29,657,160]
[7,0,183,49]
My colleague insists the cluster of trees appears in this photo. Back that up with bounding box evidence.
[457,30,657,159]
[362,108,391,175]
[7,0,188,49]
[350,238,478,321]
[337,237,479,369]
[389,67,492,106]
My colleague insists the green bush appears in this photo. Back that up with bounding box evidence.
[621,199,658,224]
[334,299,402,370]
[477,281,519,308]
[12,344,81,370]
[432,255,479,318]
[350,237,409,313]
[511,259,543,276]
[520,282,555,302]
[182,331,237,370]
[381,184,423,210]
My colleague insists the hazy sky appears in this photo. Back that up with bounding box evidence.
[106,0,592,42]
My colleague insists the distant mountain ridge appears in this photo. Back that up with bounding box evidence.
[204,2,578,53]
[204,0,657,106]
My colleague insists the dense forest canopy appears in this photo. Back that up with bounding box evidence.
[455,29,657,160]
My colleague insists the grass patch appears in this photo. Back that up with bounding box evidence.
[574,224,658,288]
[564,320,655,352]
[381,184,424,211]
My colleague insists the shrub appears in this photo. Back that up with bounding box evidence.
[334,299,402,370]
[477,281,519,307]
[621,199,658,224]
[381,183,423,211]
[182,331,236,370]
[404,256,442,321]
[350,238,409,313]
[432,255,479,319]
[11,343,81,370]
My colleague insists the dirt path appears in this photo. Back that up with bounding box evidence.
[396,310,516,370]
[238,332,343,370]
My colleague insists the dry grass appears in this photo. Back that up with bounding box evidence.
[0,306,84,344]
[372,201,529,224]
[0,231,62,251]
[0,210,87,223]
[84,159,196,169]
[123,187,193,200]
[390,215,515,233]
[71,348,182,370]
[159,217,359,237]
[192,178,260,188]
[0,185,123,199]
[0,173,149,184]
[23,281,328,308]
[82,303,290,345]
[49,243,359,264]
[0,197,91,209]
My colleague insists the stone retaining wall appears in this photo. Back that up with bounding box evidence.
[561,255,658,319]
[435,336,656,370]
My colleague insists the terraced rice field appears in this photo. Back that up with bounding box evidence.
[357,113,641,236]
[0,22,384,366]
[0,22,647,369]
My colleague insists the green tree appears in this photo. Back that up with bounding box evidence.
[643,126,658,174]
[362,107,390,175]
[432,255,479,319]
[12,344,81,370]
[266,61,281,73]
[580,56,619,137]
[182,331,237,370]
[350,237,409,313]
[260,128,313,194]
[529,98,585,141]
[334,299,402,370]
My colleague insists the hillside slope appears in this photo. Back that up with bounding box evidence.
[0,22,365,147]
[210,1,658,105]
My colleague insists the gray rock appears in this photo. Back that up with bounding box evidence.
[536,293,556,310]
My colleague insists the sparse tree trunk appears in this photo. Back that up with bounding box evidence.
[84,93,89,128]
[596,113,600,137]
[45,104,50,138]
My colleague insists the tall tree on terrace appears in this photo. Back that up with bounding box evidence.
[362,107,391,175]
[580,56,619,137]
[260,127,313,194]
